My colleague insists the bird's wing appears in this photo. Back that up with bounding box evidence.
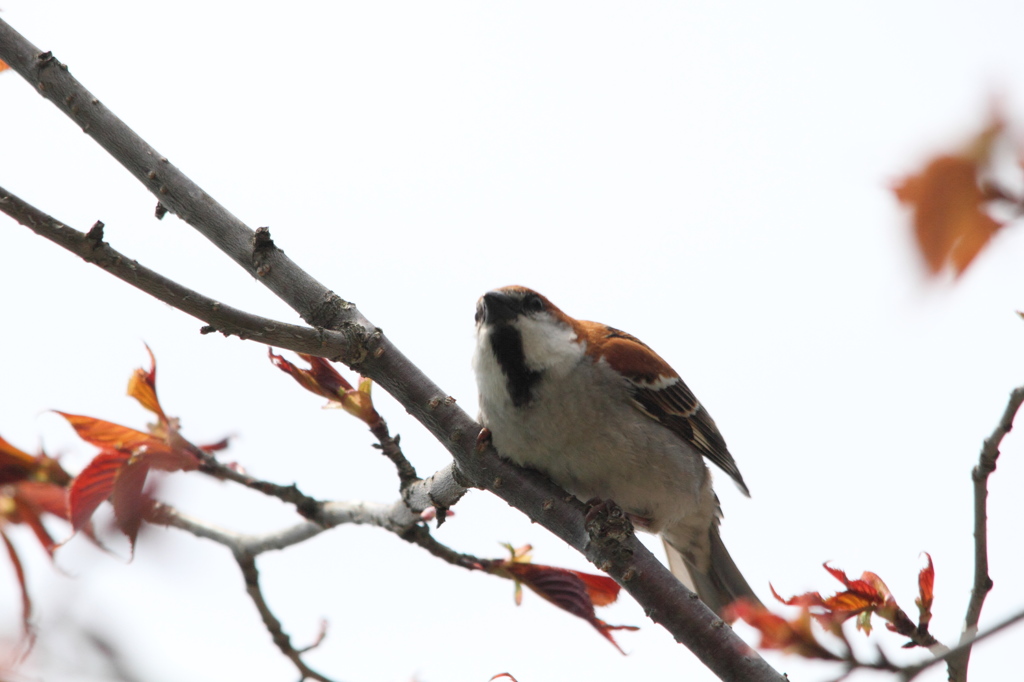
[582,322,750,496]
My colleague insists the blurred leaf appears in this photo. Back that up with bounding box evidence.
[9,482,68,556]
[56,413,198,473]
[0,435,73,488]
[68,451,130,531]
[893,115,1012,276]
[0,435,38,485]
[199,437,231,453]
[57,412,173,457]
[110,459,152,551]
[727,599,841,660]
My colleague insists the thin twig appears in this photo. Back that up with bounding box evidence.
[192,447,326,523]
[235,552,335,682]
[902,606,1024,681]
[369,420,419,492]
[152,497,496,682]
[947,385,1024,679]
[400,524,484,571]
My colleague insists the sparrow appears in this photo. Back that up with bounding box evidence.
[472,285,760,618]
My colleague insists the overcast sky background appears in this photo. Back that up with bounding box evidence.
[2,2,1024,681]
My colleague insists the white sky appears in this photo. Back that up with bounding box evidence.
[2,2,1024,681]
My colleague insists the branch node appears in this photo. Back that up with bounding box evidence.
[85,220,104,246]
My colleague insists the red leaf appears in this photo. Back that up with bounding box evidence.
[487,560,637,654]
[68,451,130,531]
[1,528,32,636]
[111,459,152,550]
[269,350,382,427]
[11,482,68,556]
[269,349,342,400]
[916,553,935,628]
[299,354,353,397]
[571,570,622,607]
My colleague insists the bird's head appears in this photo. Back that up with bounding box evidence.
[475,286,586,386]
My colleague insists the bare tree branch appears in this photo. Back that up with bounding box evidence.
[235,552,335,682]
[0,19,785,681]
[946,385,1024,679]
[370,421,419,493]
[0,188,346,355]
[154,498,494,682]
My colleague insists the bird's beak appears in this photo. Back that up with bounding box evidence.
[479,291,520,325]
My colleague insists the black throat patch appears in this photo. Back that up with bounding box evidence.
[488,325,541,407]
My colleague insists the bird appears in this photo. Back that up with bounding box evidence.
[472,285,760,618]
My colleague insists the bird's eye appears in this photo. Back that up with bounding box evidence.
[524,294,545,314]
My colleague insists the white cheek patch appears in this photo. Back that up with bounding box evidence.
[516,315,583,372]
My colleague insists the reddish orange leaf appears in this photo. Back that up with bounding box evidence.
[9,482,68,556]
[774,562,918,638]
[57,412,172,455]
[126,345,167,423]
[727,599,840,660]
[892,116,1009,276]
[0,528,31,637]
[572,570,622,607]
[68,451,130,531]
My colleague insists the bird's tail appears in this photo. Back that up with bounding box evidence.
[663,526,762,621]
